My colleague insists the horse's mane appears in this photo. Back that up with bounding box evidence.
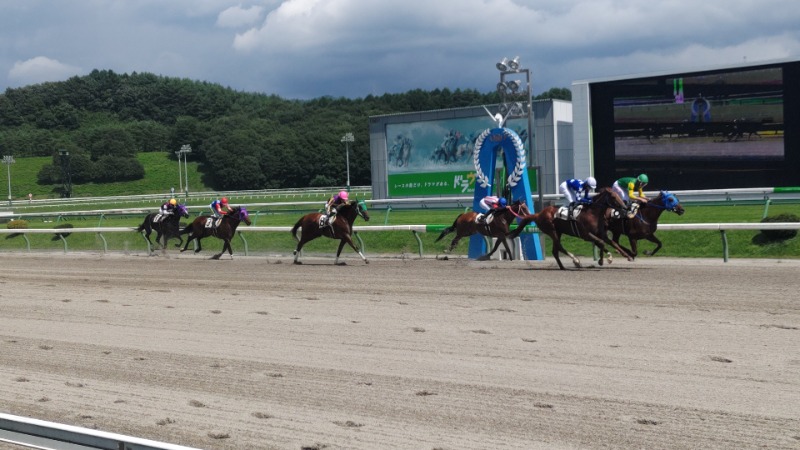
[592,187,623,208]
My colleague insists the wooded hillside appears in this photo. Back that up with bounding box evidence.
[0,69,570,191]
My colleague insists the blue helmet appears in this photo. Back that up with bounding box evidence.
[498,198,507,207]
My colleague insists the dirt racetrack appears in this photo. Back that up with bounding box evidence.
[1,252,799,450]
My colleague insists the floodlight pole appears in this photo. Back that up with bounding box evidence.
[497,62,542,210]
[175,150,183,197]
[178,144,192,196]
[58,149,72,198]
[341,133,354,191]
[2,155,14,206]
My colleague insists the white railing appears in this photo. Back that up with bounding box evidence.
[1,222,798,262]
[0,412,202,450]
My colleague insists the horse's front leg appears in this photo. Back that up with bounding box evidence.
[212,239,230,260]
[642,235,661,256]
[598,233,632,261]
[610,230,634,259]
[337,235,368,265]
[477,236,504,261]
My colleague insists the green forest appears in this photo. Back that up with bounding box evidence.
[0,69,570,194]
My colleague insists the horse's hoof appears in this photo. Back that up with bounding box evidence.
[365,260,370,264]
[293,261,302,265]
[335,262,347,266]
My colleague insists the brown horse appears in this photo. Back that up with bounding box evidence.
[608,190,685,258]
[291,200,370,265]
[508,188,632,269]
[435,200,530,260]
[136,203,189,251]
[179,206,252,259]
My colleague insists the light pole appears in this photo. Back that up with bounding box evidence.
[341,132,354,191]
[496,56,542,209]
[58,149,72,198]
[2,155,14,206]
[177,144,192,196]
[175,150,183,197]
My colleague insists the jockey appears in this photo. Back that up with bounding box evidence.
[559,177,597,206]
[159,198,178,216]
[325,190,349,223]
[612,174,649,218]
[210,197,233,218]
[478,196,507,224]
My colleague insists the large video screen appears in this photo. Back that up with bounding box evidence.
[613,67,784,162]
[589,60,800,190]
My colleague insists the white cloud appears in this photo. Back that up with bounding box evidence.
[8,56,82,86]
[217,4,265,28]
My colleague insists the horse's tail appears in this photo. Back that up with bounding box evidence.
[135,216,148,233]
[179,223,193,235]
[508,213,539,240]
[435,216,461,242]
[290,217,303,241]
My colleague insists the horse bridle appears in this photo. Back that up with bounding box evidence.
[644,193,680,212]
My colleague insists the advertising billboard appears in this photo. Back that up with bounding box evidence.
[385,116,530,197]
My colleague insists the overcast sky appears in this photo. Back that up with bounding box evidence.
[2,0,799,100]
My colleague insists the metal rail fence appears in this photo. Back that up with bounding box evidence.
[0,222,798,263]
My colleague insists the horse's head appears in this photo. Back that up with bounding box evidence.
[659,191,685,215]
[233,206,252,225]
[177,204,189,218]
[507,199,530,218]
[356,200,370,222]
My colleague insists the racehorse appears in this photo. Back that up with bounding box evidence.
[390,136,412,168]
[291,200,370,265]
[136,203,189,251]
[508,188,633,269]
[608,191,685,258]
[435,200,530,260]
[179,206,251,260]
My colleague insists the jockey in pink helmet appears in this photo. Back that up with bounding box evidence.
[325,190,350,224]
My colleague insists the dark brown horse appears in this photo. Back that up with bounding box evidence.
[509,188,632,269]
[608,190,685,258]
[291,200,370,265]
[179,206,252,259]
[435,200,530,260]
[136,203,189,251]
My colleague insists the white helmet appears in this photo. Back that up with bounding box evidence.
[585,176,597,189]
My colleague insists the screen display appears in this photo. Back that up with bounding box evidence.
[612,67,784,162]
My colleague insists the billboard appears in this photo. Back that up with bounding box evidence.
[385,116,530,197]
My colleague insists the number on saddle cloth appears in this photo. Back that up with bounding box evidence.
[204,217,215,228]
[627,202,640,219]
[154,213,164,223]
[475,213,493,225]
[557,205,583,221]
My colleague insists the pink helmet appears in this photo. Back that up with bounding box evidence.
[339,190,349,201]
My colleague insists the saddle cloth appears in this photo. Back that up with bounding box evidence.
[556,205,583,221]
[204,217,223,228]
[474,213,495,225]
[318,215,333,227]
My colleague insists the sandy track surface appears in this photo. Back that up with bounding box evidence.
[0,252,798,450]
